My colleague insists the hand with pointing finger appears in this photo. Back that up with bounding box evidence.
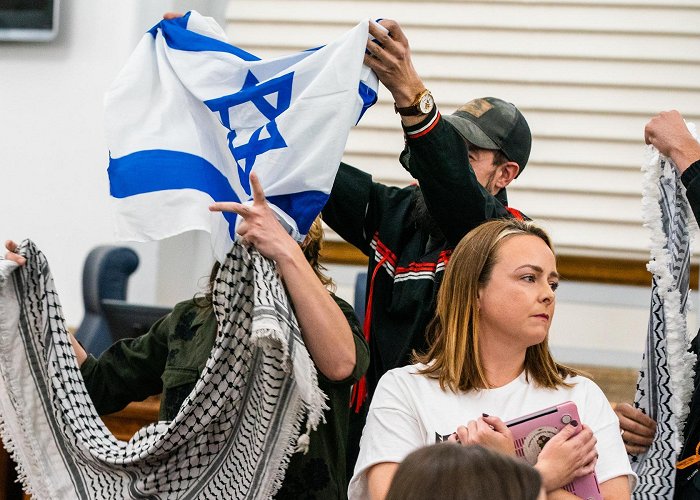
[211,173,359,382]
[209,173,297,263]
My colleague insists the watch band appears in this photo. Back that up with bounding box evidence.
[394,89,433,116]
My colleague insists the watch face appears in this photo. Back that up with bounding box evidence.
[418,93,434,114]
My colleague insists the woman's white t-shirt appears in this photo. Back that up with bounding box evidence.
[348,364,635,499]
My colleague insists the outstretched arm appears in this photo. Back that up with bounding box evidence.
[210,173,357,381]
[363,20,514,245]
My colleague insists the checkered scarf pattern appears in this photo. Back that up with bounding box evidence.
[633,142,698,498]
[0,240,326,499]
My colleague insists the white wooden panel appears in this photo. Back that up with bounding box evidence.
[230,22,700,63]
[532,218,652,256]
[550,300,649,363]
[530,138,646,169]
[515,164,642,196]
[429,80,700,116]
[339,152,412,185]
[229,1,700,34]
[344,128,406,157]
[509,190,643,223]
[414,54,700,90]
[526,112,652,143]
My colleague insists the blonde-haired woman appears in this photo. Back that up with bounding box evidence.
[348,219,634,500]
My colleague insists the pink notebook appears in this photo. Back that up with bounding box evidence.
[506,401,602,500]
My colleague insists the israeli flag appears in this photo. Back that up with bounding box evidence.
[105,11,378,261]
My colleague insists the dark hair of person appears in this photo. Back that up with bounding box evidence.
[385,443,542,500]
[194,215,334,308]
[414,218,579,392]
[492,148,510,167]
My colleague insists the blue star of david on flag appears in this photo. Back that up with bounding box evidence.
[205,70,292,195]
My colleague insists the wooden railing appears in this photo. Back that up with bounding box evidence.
[99,396,161,442]
[321,240,699,288]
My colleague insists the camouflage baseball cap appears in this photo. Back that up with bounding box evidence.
[442,97,532,177]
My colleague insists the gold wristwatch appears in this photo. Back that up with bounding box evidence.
[394,89,435,116]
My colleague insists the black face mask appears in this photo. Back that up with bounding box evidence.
[409,188,445,242]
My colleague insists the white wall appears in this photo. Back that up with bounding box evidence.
[0,1,225,328]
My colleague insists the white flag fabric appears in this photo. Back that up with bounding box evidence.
[105,11,378,261]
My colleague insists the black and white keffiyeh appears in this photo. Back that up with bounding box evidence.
[0,240,326,499]
[633,134,698,498]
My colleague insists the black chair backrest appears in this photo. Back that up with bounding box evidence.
[75,246,138,356]
[102,299,172,343]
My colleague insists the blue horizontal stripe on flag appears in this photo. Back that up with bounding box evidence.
[267,191,330,235]
[108,149,329,238]
[108,149,240,240]
[149,11,260,61]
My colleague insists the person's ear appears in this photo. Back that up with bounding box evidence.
[494,161,520,190]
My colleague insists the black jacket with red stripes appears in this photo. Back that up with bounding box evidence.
[323,107,526,403]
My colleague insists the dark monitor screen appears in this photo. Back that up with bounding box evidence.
[0,0,59,41]
[102,299,172,342]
